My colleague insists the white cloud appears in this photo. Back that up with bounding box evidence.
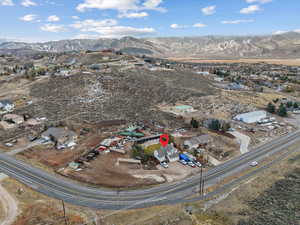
[240,5,261,14]
[170,23,206,29]
[143,0,165,12]
[21,0,36,7]
[72,16,80,20]
[77,0,137,12]
[246,0,272,4]
[193,23,207,28]
[118,11,148,18]
[294,29,300,33]
[40,24,66,32]
[76,0,165,12]
[20,14,38,22]
[70,19,118,30]
[0,0,14,6]
[222,19,255,24]
[47,15,60,22]
[170,24,187,29]
[143,0,161,8]
[202,5,216,15]
[70,19,155,38]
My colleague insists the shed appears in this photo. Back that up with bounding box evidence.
[119,131,145,137]
[135,135,161,144]
[171,105,196,115]
[3,114,24,125]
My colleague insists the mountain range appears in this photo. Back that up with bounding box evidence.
[1,32,300,59]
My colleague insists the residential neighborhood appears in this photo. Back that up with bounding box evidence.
[0,48,299,190]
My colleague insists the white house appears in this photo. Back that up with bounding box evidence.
[234,111,267,124]
[154,144,179,163]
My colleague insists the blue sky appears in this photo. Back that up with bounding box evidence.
[0,0,299,42]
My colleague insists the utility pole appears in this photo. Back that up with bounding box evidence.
[62,200,68,225]
[202,176,205,195]
[199,166,203,195]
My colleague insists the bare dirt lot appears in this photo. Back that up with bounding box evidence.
[169,58,300,66]
[62,152,159,188]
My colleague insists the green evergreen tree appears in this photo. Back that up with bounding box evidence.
[286,101,293,108]
[221,122,231,132]
[190,118,199,128]
[209,119,221,131]
[267,102,276,113]
[277,104,287,117]
[294,102,299,109]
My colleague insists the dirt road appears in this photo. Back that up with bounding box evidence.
[0,184,18,225]
[229,131,251,154]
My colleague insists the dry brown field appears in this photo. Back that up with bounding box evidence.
[169,58,300,66]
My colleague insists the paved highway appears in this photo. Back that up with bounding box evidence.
[0,130,300,210]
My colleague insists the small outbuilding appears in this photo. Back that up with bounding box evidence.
[171,105,196,115]
[3,114,24,125]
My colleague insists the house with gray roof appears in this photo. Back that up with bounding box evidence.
[154,144,179,163]
[41,127,77,150]
[165,144,179,162]
[154,148,166,163]
[183,134,212,150]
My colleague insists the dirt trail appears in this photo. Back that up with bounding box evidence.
[229,131,251,154]
[0,184,18,225]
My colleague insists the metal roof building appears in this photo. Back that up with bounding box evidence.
[233,110,267,124]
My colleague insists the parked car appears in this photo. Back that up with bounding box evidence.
[188,161,196,168]
[250,161,258,167]
[5,143,13,147]
[194,161,202,167]
[160,162,169,168]
[180,159,188,165]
